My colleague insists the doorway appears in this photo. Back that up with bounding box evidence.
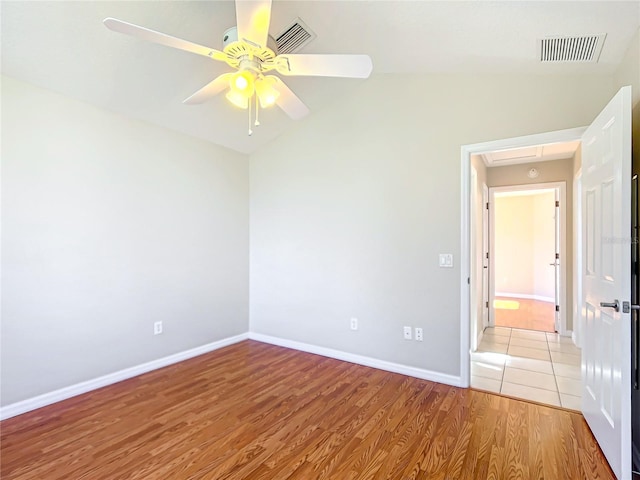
[460,132,582,410]
[461,86,633,480]
[468,176,580,410]
[460,127,585,388]
[489,184,564,334]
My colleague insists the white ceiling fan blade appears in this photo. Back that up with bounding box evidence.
[103,18,227,62]
[276,54,373,78]
[183,73,233,105]
[272,77,310,120]
[235,0,272,48]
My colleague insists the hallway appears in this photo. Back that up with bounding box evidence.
[471,326,581,410]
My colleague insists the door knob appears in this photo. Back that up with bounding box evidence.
[600,300,620,312]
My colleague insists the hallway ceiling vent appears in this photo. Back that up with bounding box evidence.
[539,34,606,63]
[275,18,316,54]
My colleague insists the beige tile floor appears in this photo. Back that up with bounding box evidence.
[471,326,582,410]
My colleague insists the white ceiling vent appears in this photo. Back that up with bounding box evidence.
[275,18,316,54]
[539,34,606,63]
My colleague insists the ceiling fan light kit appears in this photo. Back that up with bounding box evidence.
[104,0,373,136]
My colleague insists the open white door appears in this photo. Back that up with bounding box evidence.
[581,86,632,480]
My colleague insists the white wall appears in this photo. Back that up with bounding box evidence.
[1,76,250,406]
[494,195,535,295]
[614,27,640,166]
[494,192,555,300]
[250,73,614,377]
[533,191,556,299]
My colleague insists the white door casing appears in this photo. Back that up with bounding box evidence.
[554,189,561,333]
[581,86,632,480]
[470,166,480,351]
[574,171,583,348]
[482,184,489,330]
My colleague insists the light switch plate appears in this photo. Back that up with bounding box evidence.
[439,254,453,268]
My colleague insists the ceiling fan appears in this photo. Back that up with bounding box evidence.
[104,0,373,135]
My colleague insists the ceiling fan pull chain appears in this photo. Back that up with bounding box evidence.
[248,97,253,136]
[255,95,261,126]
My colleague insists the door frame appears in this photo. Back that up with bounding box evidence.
[488,182,567,335]
[459,127,585,387]
[573,169,583,348]
[470,166,480,351]
[482,183,489,332]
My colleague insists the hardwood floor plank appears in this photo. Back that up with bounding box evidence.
[494,297,556,332]
[1,341,615,480]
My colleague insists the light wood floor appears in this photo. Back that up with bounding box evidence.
[494,297,556,332]
[1,341,614,479]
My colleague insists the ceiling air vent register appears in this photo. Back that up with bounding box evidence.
[539,34,606,63]
[275,18,316,54]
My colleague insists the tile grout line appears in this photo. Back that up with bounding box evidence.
[547,333,563,407]
[498,328,512,394]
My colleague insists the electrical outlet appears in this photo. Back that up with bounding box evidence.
[403,326,412,340]
[415,327,423,341]
[154,321,163,335]
[350,317,358,331]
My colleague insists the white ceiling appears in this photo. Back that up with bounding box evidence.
[1,1,638,154]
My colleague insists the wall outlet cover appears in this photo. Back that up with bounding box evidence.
[415,327,423,341]
[403,326,412,340]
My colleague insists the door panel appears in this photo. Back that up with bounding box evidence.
[602,178,615,281]
[586,188,596,275]
[581,86,631,480]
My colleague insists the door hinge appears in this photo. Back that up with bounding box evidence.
[555,305,560,312]
[486,252,489,259]
[555,200,560,207]
[486,202,489,210]
[555,253,560,260]
[486,301,489,308]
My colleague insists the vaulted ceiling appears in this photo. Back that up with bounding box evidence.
[1,1,638,153]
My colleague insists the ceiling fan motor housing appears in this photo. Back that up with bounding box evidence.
[223,26,278,54]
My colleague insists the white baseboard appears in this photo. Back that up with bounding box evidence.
[495,292,555,303]
[477,328,484,346]
[248,332,463,388]
[570,330,583,349]
[0,333,249,420]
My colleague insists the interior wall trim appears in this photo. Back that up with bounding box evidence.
[249,333,463,387]
[0,333,249,420]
